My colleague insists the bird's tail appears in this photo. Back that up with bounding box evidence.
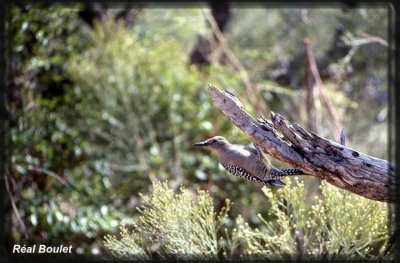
[270,168,305,178]
[266,179,286,187]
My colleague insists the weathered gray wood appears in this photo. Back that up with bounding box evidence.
[208,84,396,202]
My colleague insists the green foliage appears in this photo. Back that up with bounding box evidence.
[104,226,148,260]
[8,5,127,252]
[234,179,389,259]
[68,19,244,197]
[10,4,90,174]
[104,182,231,259]
[104,180,390,260]
[9,4,90,97]
[9,3,91,189]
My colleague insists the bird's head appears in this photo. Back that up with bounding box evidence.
[194,136,229,152]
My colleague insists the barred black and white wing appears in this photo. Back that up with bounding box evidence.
[221,163,285,187]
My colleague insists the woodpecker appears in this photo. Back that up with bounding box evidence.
[194,136,305,187]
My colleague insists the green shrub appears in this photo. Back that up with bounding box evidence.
[68,18,245,199]
[104,181,231,259]
[233,178,389,259]
[104,179,390,260]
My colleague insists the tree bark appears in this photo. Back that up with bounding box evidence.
[208,84,396,203]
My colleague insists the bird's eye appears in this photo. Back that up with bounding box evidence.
[212,139,217,143]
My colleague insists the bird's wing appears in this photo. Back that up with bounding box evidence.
[251,143,271,166]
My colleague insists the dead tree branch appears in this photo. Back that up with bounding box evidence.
[208,84,396,203]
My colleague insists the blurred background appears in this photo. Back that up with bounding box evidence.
[5,2,390,259]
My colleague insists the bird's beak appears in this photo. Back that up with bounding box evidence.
[194,141,208,147]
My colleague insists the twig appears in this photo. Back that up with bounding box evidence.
[341,45,359,65]
[342,32,389,48]
[24,165,75,188]
[5,172,28,239]
[202,9,251,89]
[202,9,266,114]
[304,37,321,133]
[304,40,345,144]
[340,128,346,146]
